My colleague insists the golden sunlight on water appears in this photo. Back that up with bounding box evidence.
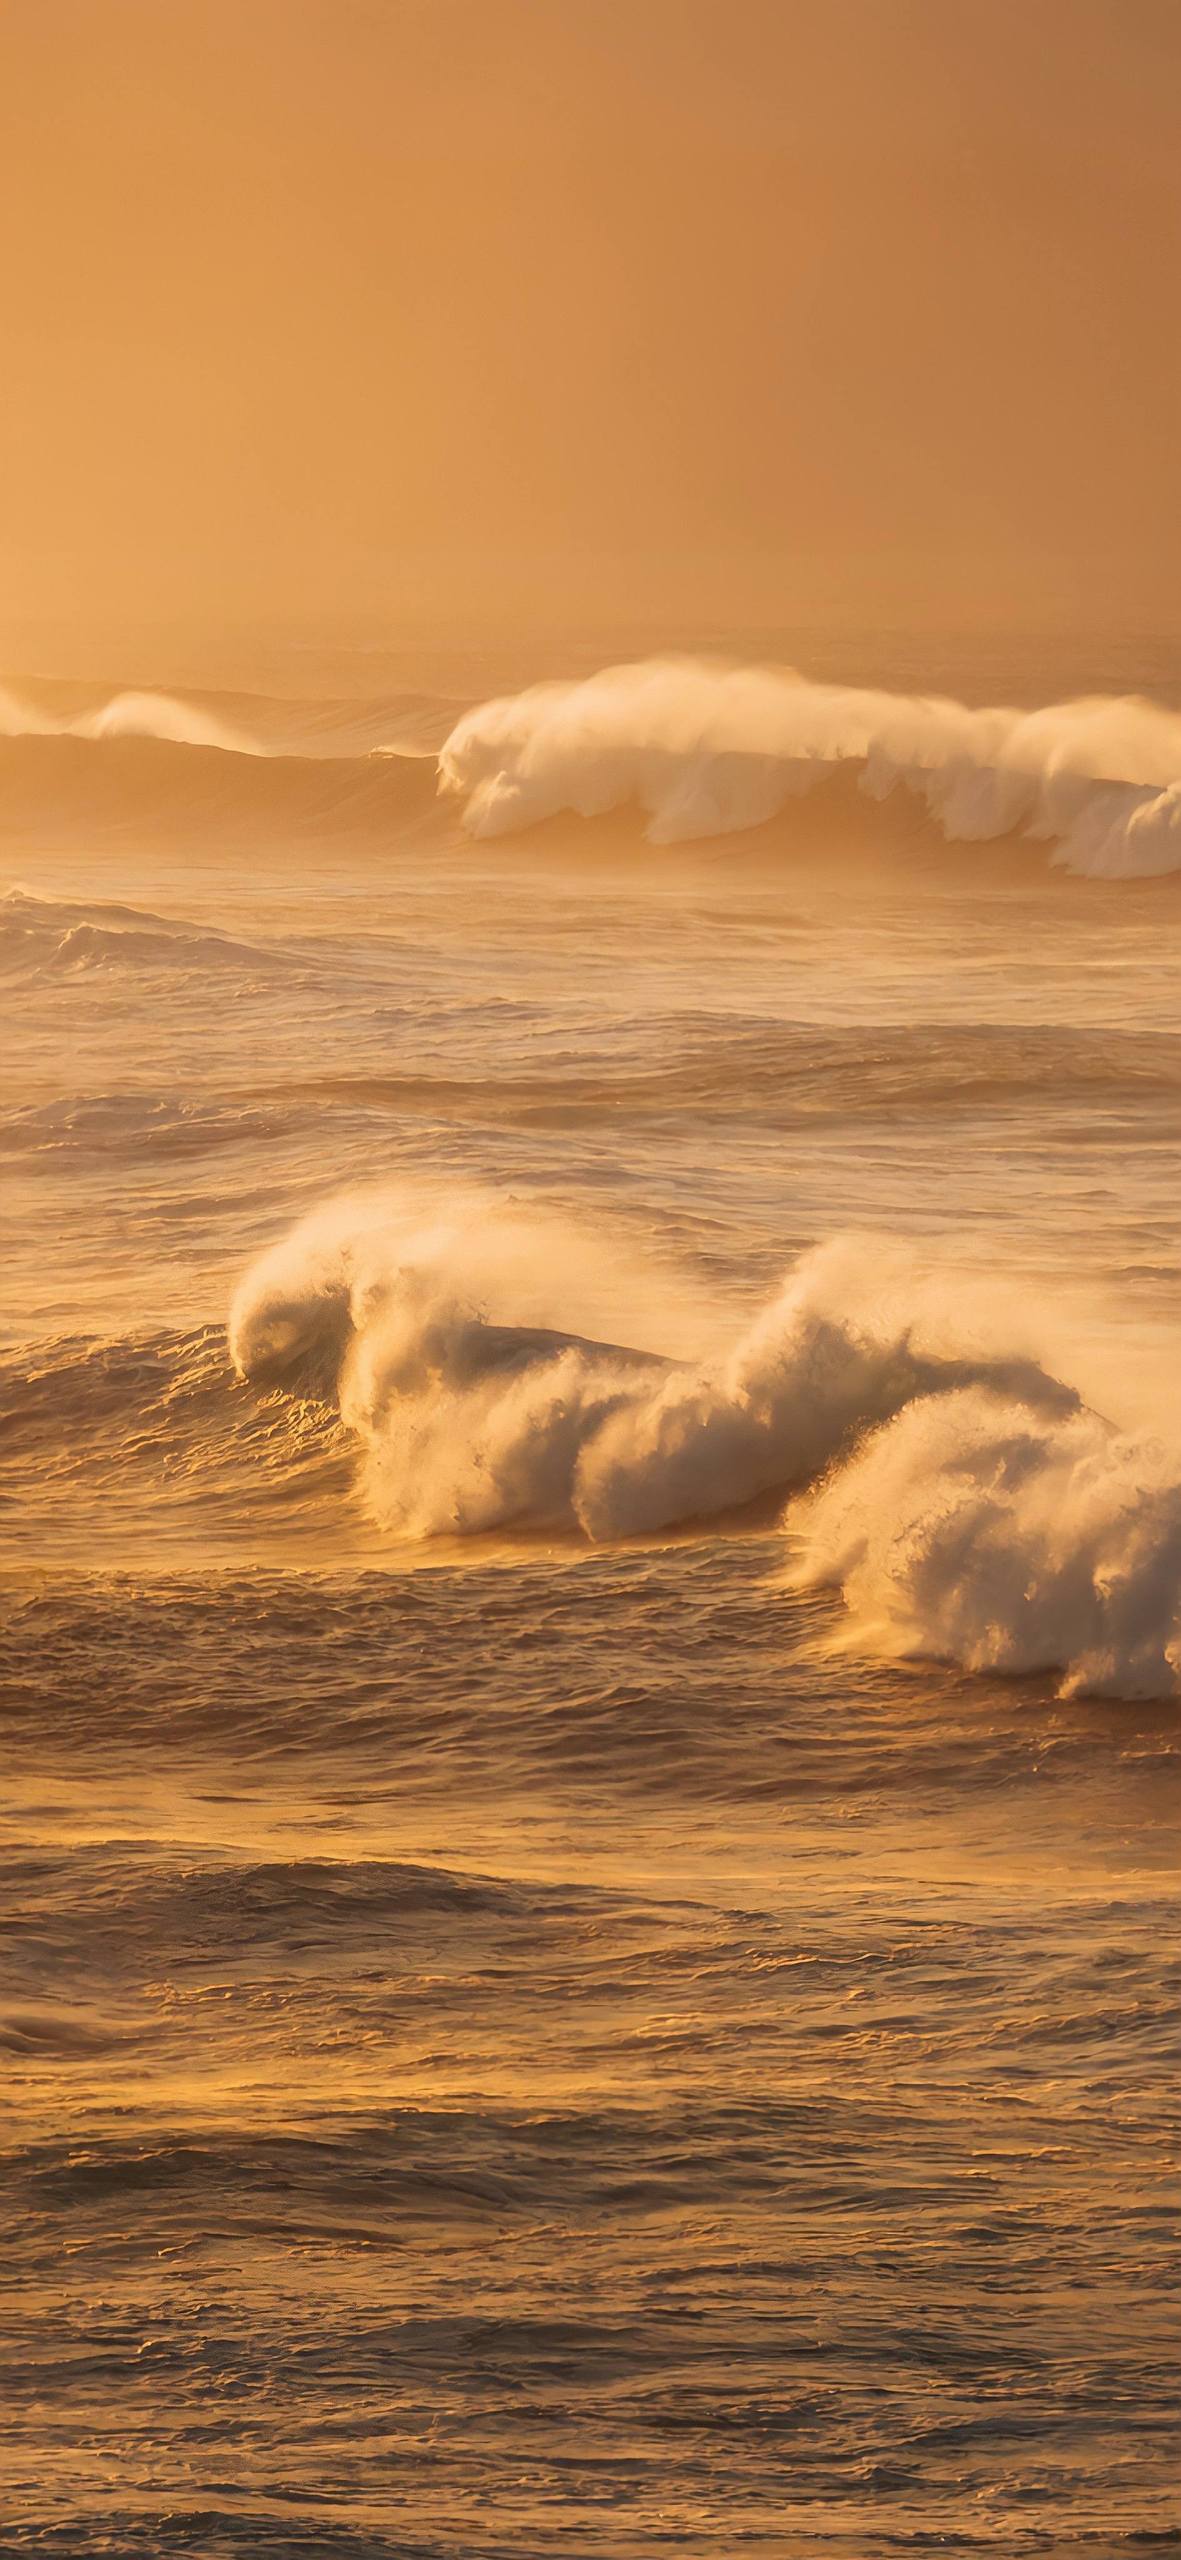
[5,645,1180,2553]
[3,4,1180,2554]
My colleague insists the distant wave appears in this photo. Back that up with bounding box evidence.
[440,659,1181,879]
[0,676,459,760]
[0,681,261,755]
[227,1194,1181,1697]
[0,729,438,841]
[7,661,1181,878]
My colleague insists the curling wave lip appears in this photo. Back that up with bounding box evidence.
[439,658,1181,878]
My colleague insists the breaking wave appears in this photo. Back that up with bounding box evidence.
[228,1199,1075,1551]
[226,1194,1181,1696]
[790,1387,1181,1702]
[440,659,1181,878]
[6,663,1181,878]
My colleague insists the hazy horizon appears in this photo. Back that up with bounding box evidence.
[3,0,1179,665]
[5,9,1179,2555]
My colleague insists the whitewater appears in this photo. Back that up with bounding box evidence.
[6,652,1181,872]
[3,642,1179,2557]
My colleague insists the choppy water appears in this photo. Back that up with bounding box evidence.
[3,647,1179,2555]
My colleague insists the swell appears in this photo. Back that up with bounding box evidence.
[0,729,439,844]
[0,887,294,981]
[5,1842,638,1963]
[11,1013,1176,1170]
[8,2097,905,2223]
[1,674,460,758]
[0,1090,304,1160]
[0,1322,351,1553]
[267,1022,1181,1130]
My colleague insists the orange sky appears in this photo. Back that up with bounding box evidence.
[1,0,1178,656]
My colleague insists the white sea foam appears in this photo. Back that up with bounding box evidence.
[439,659,1181,877]
[790,1388,1181,1699]
[229,1211,1079,1545]
[228,1198,1181,1694]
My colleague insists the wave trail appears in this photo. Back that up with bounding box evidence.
[439,659,1181,878]
[230,1195,1181,1696]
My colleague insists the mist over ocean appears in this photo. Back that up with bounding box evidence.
[6,0,1181,2533]
[3,627,1179,2556]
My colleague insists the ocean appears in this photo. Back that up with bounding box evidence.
[3,639,1178,2556]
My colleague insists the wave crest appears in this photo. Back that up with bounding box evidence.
[792,1389,1181,1700]
[439,659,1181,878]
[229,1195,1181,1695]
